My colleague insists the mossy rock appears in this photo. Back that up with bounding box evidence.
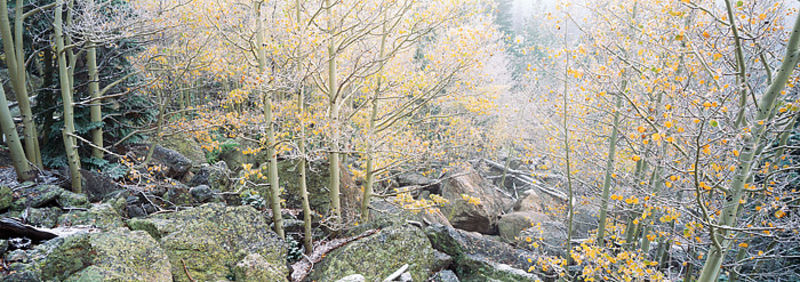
[161,133,206,165]
[164,183,194,207]
[278,160,361,219]
[233,253,287,281]
[24,207,63,228]
[309,225,436,282]
[278,160,329,213]
[128,203,287,282]
[1,237,67,282]
[455,254,539,282]
[496,211,549,242]
[188,162,232,192]
[12,185,65,211]
[430,270,459,282]
[0,186,12,211]
[41,229,171,281]
[439,168,514,234]
[57,203,125,230]
[56,191,89,209]
[424,224,542,279]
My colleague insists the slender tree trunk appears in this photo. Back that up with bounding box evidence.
[326,0,342,224]
[360,16,387,222]
[254,0,284,239]
[264,91,284,239]
[596,91,623,244]
[297,86,312,253]
[725,0,748,129]
[295,0,312,253]
[697,8,800,281]
[87,47,103,160]
[54,0,82,192]
[0,0,41,168]
[0,85,33,181]
[561,29,574,270]
[65,0,75,89]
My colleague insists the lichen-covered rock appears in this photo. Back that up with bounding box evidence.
[519,221,568,257]
[439,168,513,234]
[233,253,287,281]
[164,183,194,207]
[24,207,63,228]
[161,133,206,165]
[279,160,359,218]
[131,145,192,180]
[432,250,453,272]
[309,225,436,282]
[1,270,41,282]
[397,172,438,193]
[189,161,232,192]
[80,169,123,202]
[431,270,460,282]
[57,203,125,230]
[572,206,599,239]
[335,274,366,282]
[56,190,89,209]
[496,211,549,242]
[456,254,539,282]
[11,185,65,211]
[0,186,12,211]
[128,203,287,282]
[103,193,129,217]
[189,185,214,202]
[0,235,66,281]
[41,229,171,281]
[424,224,538,275]
[513,191,544,213]
[5,249,30,264]
[353,200,451,237]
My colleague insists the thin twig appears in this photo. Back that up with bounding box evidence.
[181,259,195,282]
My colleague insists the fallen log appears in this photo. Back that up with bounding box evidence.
[482,159,568,201]
[483,159,564,180]
[0,217,58,241]
[382,264,409,281]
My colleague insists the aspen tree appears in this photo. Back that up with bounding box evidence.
[294,0,313,254]
[0,85,33,181]
[54,0,82,192]
[697,6,800,282]
[0,0,44,167]
[254,0,284,239]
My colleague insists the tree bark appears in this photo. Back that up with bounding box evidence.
[326,0,342,224]
[0,83,33,181]
[596,91,623,244]
[360,13,387,222]
[295,0,312,253]
[0,0,41,168]
[55,0,82,192]
[87,47,103,160]
[254,0,284,239]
